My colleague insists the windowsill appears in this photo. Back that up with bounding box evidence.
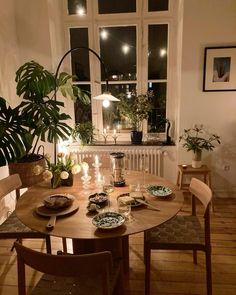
[69,140,175,147]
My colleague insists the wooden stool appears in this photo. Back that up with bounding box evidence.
[177,164,211,190]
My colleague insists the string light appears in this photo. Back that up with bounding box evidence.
[100,29,108,40]
[122,44,130,55]
[160,48,167,57]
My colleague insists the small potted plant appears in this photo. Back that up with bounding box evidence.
[71,122,96,146]
[179,125,221,168]
[117,91,152,144]
[0,61,90,186]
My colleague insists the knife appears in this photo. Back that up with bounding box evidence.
[136,199,160,211]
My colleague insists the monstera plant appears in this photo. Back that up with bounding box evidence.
[0,61,90,172]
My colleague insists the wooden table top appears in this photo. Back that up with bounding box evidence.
[16,170,184,240]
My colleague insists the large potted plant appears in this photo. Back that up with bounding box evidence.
[117,91,152,144]
[179,125,221,168]
[0,61,90,186]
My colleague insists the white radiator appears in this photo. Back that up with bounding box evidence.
[67,146,164,176]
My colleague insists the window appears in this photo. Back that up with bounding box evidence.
[64,0,172,138]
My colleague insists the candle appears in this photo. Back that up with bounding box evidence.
[97,172,102,182]
[103,128,106,135]
[83,165,89,177]
[113,129,116,135]
[106,125,110,131]
[95,155,99,165]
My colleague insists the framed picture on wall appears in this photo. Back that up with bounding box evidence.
[203,46,236,91]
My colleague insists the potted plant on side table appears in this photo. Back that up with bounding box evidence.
[179,125,221,168]
[0,61,90,187]
[117,91,152,144]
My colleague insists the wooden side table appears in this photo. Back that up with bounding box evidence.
[177,164,211,190]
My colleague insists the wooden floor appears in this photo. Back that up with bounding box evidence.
[0,197,236,295]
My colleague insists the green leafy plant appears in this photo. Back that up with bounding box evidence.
[0,61,90,166]
[72,121,96,145]
[117,91,152,131]
[179,125,221,152]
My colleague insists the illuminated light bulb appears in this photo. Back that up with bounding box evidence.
[103,99,110,108]
[100,29,108,40]
[122,44,130,55]
[76,6,85,15]
[160,48,167,57]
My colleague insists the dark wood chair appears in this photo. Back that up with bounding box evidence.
[144,177,212,295]
[0,174,51,253]
[15,242,124,295]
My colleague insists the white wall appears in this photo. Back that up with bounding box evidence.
[178,0,236,196]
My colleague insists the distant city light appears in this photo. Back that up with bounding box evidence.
[100,29,108,40]
[160,48,167,57]
[122,44,130,55]
[76,6,85,16]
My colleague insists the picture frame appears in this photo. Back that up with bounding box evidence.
[203,46,236,91]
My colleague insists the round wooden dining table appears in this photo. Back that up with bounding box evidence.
[16,170,184,272]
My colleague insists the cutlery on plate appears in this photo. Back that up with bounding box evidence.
[136,199,160,211]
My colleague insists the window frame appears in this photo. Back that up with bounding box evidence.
[61,0,176,141]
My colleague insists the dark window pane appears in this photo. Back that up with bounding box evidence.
[148,0,169,11]
[74,85,91,123]
[67,0,87,15]
[98,0,136,14]
[100,26,136,81]
[102,84,136,130]
[148,82,166,133]
[148,24,168,80]
[70,28,90,81]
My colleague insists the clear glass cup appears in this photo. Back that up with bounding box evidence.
[117,199,131,221]
[102,175,114,211]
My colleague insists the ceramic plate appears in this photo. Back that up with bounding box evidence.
[146,185,172,198]
[117,193,145,207]
[43,194,75,210]
[89,193,108,204]
[92,212,125,229]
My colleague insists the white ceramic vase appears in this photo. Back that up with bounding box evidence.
[192,150,202,168]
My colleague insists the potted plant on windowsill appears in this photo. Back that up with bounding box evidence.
[71,121,96,146]
[117,91,152,144]
[0,61,90,187]
[179,125,221,168]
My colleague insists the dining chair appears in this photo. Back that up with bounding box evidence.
[144,177,212,295]
[0,174,51,253]
[15,241,124,295]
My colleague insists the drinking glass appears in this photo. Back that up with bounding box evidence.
[102,175,114,211]
[117,199,131,221]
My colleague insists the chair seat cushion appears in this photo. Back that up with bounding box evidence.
[0,211,45,237]
[31,258,121,295]
[145,215,205,247]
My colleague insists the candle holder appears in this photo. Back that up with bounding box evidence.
[95,172,103,190]
[101,133,109,144]
[111,134,119,145]
[81,174,92,189]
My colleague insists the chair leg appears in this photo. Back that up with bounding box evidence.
[205,250,212,295]
[144,246,151,295]
[11,238,22,251]
[45,236,51,254]
[193,250,197,264]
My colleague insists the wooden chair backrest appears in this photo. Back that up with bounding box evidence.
[189,177,212,212]
[0,174,22,201]
[14,242,113,295]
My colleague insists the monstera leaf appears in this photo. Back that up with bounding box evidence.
[0,97,32,166]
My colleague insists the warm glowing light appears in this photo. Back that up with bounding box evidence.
[122,44,130,55]
[160,48,167,57]
[100,29,108,40]
[103,99,110,108]
[126,92,132,99]
[76,6,85,15]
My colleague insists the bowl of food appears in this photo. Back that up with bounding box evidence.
[89,193,108,205]
[43,194,75,210]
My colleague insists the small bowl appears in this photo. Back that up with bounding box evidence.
[89,192,108,205]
